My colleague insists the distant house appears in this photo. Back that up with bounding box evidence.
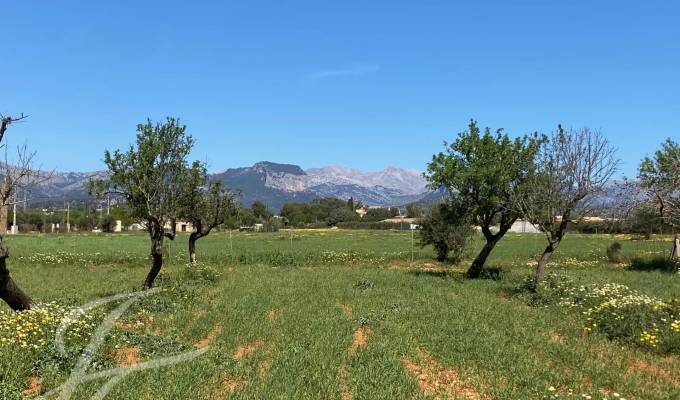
[509,219,541,233]
[380,216,418,224]
[165,220,194,233]
[239,223,264,232]
[355,207,367,218]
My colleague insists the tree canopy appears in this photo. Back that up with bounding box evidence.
[426,120,544,277]
[94,117,193,288]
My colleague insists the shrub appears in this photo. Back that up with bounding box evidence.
[523,273,680,353]
[418,201,473,263]
[606,242,622,263]
[100,215,118,232]
[629,257,679,273]
[0,382,22,400]
[179,264,221,284]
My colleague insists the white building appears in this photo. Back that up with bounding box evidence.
[509,219,541,233]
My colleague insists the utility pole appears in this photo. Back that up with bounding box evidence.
[12,199,17,235]
[9,194,27,235]
[411,226,414,264]
[66,201,70,233]
[107,196,110,215]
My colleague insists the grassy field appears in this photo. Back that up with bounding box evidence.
[1,230,679,399]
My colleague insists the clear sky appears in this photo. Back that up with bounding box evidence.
[2,1,678,178]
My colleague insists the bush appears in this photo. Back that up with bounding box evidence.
[179,264,222,284]
[262,217,282,232]
[629,257,679,273]
[522,272,680,353]
[606,242,622,263]
[336,221,408,230]
[100,215,118,232]
[418,201,473,263]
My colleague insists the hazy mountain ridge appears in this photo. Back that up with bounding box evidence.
[213,161,430,210]
[25,161,433,211]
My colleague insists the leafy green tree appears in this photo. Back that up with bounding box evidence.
[419,201,473,262]
[238,208,257,226]
[426,120,544,278]
[363,208,392,222]
[406,203,422,218]
[639,138,680,259]
[100,214,118,233]
[280,198,358,227]
[179,161,238,263]
[347,197,355,211]
[92,117,193,288]
[109,206,135,228]
[251,201,273,221]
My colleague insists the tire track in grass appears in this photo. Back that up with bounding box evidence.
[337,301,372,400]
[402,347,490,400]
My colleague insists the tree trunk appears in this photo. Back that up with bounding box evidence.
[144,235,164,289]
[467,237,499,278]
[435,243,448,262]
[534,241,557,287]
[188,231,200,264]
[672,234,680,261]
[0,237,32,311]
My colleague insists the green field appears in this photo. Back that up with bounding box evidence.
[1,231,678,399]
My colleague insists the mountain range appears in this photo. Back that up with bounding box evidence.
[23,162,437,211]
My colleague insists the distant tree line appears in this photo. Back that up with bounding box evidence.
[279,197,401,227]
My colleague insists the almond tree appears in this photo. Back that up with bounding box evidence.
[92,117,192,288]
[0,114,38,310]
[180,161,237,264]
[521,126,618,286]
[639,139,680,260]
[426,120,544,278]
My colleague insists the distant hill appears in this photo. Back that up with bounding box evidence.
[21,161,436,212]
[212,161,432,211]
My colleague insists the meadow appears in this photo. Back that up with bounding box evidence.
[1,230,678,400]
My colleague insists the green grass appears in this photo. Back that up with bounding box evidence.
[1,231,678,399]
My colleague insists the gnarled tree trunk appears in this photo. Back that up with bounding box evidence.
[0,236,32,311]
[534,239,559,287]
[144,235,164,289]
[467,238,498,278]
[466,224,511,278]
[188,231,203,264]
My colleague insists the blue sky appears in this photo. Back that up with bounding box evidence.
[2,1,678,178]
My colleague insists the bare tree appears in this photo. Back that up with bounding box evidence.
[0,114,40,310]
[520,126,619,286]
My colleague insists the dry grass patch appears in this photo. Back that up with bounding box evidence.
[265,308,277,321]
[626,358,680,388]
[548,332,562,344]
[233,340,263,360]
[112,346,142,367]
[204,372,246,399]
[195,324,223,349]
[257,346,274,381]
[338,364,352,400]
[402,348,489,400]
[23,377,42,397]
[349,326,370,356]
[338,303,353,317]
[387,261,448,271]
